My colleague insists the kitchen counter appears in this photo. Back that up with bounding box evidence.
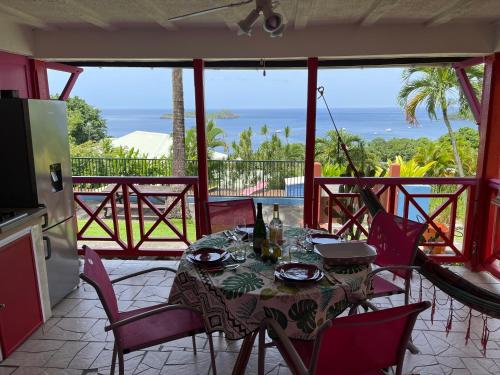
[0,207,47,239]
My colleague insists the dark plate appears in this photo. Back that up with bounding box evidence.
[187,247,228,264]
[275,263,323,282]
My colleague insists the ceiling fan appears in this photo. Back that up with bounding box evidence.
[168,0,285,37]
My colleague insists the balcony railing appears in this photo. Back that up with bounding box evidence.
[73,176,200,258]
[71,157,305,198]
[313,177,477,264]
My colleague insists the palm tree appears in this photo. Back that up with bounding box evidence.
[171,68,185,177]
[284,125,290,144]
[260,124,269,141]
[184,120,227,160]
[414,142,454,177]
[315,129,375,174]
[398,67,469,176]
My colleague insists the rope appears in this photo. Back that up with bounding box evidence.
[317,86,365,188]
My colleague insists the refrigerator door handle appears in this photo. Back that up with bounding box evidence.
[41,212,49,229]
[43,236,52,260]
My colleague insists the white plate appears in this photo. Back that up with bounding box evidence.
[314,242,377,266]
[236,225,254,235]
[307,236,340,245]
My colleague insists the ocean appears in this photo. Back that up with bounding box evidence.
[101,107,476,150]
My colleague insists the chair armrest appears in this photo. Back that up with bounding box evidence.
[260,318,309,375]
[369,265,420,277]
[105,304,201,331]
[111,267,178,284]
[366,265,420,286]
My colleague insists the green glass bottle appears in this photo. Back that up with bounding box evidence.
[253,203,266,256]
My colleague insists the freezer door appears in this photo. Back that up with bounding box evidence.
[27,100,74,228]
[43,217,79,307]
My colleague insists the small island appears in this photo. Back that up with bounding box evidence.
[161,110,239,120]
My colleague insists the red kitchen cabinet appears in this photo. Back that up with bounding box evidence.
[0,234,43,358]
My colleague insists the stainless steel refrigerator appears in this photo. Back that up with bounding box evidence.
[0,95,79,306]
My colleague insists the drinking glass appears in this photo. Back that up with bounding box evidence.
[233,216,247,242]
[233,243,248,262]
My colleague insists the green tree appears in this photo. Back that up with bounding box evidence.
[378,156,436,177]
[413,142,454,177]
[367,137,431,162]
[63,96,107,144]
[231,127,254,160]
[260,124,269,141]
[185,120,227,160]
[398,67,471,176]
[284,125,291,144]
[315,130,376,175]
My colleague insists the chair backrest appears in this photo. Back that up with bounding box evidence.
[311,301,430,375]
[80,247,119,322]
[205,198,256,234]
[367,211,427,278]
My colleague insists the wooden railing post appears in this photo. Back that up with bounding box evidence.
[312,162,322,228]
[121,183,134,255]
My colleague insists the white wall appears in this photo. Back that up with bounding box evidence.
[33,22,495,61]
[0,17,35,56]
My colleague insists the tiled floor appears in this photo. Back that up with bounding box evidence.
[1,260,499,375]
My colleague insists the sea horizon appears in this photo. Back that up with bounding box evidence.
[101,107,476,150]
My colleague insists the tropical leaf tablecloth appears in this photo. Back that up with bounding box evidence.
[168,228,372,340]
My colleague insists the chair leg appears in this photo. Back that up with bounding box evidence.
[207,333,217,375]
[110,344,118,375]
[192,334,197,355]
[404,280,411,305]
[118,351,125,375]
[258,327,266,375]
[407,337,419,354]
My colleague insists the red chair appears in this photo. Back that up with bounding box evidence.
[205,198,256,234]
[258,301,430,375]
[362,211,427,308]
[80,246,217,375]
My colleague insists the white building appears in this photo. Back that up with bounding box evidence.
[111,130,227,160]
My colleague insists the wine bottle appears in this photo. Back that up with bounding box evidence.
[253,203,266,256]
[269,204,283,245]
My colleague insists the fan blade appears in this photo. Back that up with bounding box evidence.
[168,0,254,22]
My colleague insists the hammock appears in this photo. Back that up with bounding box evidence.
[317,86,500,320]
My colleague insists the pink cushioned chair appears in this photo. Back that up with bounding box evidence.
[361,211,427,308]
[80,246,217,375]
[258,301,430,375]
[205,198,256,234]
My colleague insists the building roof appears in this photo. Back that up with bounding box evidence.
[112,131,172,159]
[111,130,227,160]
[1,1,499,60]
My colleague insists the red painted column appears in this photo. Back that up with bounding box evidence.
[193,59,210,235]
[29,60,50,99]
[303,57,318,227]
[470,53,500,269]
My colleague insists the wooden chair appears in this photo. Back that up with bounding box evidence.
[80,246,217,375]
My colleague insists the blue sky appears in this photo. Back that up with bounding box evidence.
[48,66,405,109]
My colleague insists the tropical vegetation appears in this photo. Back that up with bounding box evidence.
[398,66,483,177]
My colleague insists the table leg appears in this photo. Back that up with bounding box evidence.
[232,330,258,375]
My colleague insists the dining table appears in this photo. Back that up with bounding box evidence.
[168,227,374,374]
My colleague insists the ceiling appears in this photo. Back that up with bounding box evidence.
[0,0,499,61]
[1,0,499,31]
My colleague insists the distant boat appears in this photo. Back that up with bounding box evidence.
[385,128,392,132]
[275,129,282,133]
